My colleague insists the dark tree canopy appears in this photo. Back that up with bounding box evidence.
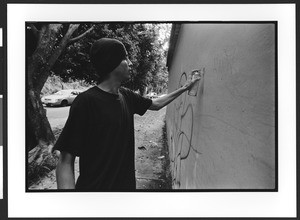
[50,23,171,94]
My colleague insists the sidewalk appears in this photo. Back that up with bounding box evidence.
[29,107,171,190]
[135,107,171,190]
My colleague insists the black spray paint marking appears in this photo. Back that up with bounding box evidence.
[169,72,202,188]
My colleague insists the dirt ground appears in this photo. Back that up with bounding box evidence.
[29,107,171,190]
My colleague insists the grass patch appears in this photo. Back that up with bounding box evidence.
[27,127,63,187]
[41,74,92,96]
[27,153,57,187]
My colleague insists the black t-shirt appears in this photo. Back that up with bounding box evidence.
[53,86,152,191]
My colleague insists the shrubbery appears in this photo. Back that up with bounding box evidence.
[41,74,92,96]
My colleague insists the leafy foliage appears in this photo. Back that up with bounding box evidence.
[51,23,171,94]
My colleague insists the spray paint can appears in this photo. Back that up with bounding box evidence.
[188,68,205,96]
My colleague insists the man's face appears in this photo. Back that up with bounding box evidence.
[113,55,132,82]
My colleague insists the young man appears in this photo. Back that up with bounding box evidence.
[54,38,201,191]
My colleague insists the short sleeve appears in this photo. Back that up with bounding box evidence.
[123,88,152,116]
[53,95,88,156]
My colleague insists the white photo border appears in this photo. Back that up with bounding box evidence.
[7,4,296,218]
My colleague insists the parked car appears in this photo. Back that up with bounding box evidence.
[41,89,82,107]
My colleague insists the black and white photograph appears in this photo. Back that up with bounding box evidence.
[6,3,296,218]
[26,22,276,192]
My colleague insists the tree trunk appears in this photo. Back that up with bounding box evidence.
[27,24,62,152]
[27,24,80,170]
[27,24,94,184]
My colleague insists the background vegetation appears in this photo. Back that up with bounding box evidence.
[46,23,171,95]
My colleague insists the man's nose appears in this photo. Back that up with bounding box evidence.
[128,59,133,67]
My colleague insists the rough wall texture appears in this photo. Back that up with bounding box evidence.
[166,24,275,189]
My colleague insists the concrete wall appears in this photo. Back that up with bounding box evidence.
[166,24,276,189]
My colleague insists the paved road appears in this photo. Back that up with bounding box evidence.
[45,105,70,129]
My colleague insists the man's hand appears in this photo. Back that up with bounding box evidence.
[182,69,203,90]
[149,69,204,111]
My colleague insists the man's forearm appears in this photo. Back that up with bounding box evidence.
[149,87,186,110]
[56,158,76,189]
[149,71,201,111]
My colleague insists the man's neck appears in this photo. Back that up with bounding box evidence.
[97,79,121,95]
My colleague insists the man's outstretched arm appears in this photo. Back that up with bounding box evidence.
[56,151,76,189]
[149,72,202,111]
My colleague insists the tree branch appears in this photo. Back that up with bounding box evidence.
[29,24,39,38]
[47,24,80,69]
[34,24,78,93]
[69,25,95,44]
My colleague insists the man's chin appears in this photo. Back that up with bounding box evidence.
[121,76,130,83]
[125,73,131,80]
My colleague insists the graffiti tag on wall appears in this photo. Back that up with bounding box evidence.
[169,72,202,189]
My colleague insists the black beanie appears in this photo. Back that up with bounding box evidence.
[90,38,127,81]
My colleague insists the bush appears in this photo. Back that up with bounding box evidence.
[41,74,92,96]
